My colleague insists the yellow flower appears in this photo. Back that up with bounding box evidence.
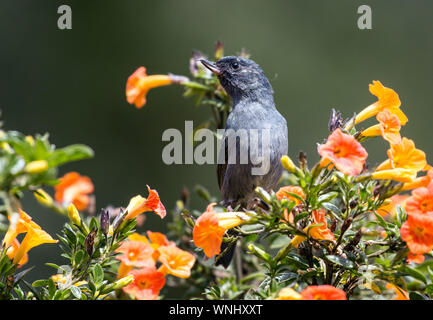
[13,224,58,264]
[275,287,303,300]
[281,155,296,173]
[2,209,41,248]
[355,80,408,125]
[33,189,54,207]
[377,138,427,172]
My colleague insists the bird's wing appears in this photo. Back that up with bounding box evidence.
[217,135,228,191]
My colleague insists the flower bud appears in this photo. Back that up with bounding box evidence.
[25,160,48,174]
[247,243,272,263]
[25,135,35,146]
[84,227,97,256]
[281,155,296,173]
[254,186,271,203]
[215,40,224,60]
[34,188,53,207]
[67,204,82,226]
[100,209,110,235]
[328,109,342,132]
[112,275,134,290]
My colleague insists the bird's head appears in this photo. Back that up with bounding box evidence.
[200,56,273,101]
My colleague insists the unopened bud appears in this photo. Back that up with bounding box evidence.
[100,209,110,235]
[34,189,53,207]
[343,229,362,252]
[67,204,82,226]
[215,40,224,60]
[328,109,342,132]
[281,155,296,173]
[84,227,97,256]
[298,152,307,171]
[25,160,48,174]
[248,243,272,263]
[112,275,134,291]
[180,186,190,205]
[341,217,353,235]
[25,135,35,146]
[255,186,271,203]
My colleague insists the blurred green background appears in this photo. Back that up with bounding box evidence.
[0,0,432,297]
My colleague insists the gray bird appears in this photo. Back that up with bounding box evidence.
[201,56,288,267]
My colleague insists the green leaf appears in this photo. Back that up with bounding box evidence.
[32,279,49,287]
[322,202,342,215]
[92,264,104,284]
[409,291,428,300]
[400,265,428,284]
[70,286,82,299]
[47,144,94,167]
[326,255,355,269]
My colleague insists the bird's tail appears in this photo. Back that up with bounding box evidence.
[215,229,238,268]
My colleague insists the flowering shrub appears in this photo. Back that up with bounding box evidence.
[1,43,433,300]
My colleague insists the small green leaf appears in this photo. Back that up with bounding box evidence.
[92,264,104,284]
[326,255,355,269]
[400,265,428,284]
[70,286,82,299]
[32,279,49,287]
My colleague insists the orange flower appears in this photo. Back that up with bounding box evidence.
[407,253,425,264]
[361,110,402,145]
[290,209,335,247]
[400,213,433,254]
[6,239,28,267]
[193,203,249,258]
[405,186,433,215]
[146,231,175,261]
[115,241,155,268]
[54,172,94,211]
[126,67,173,108]
[376,138,427,174]
[275,287,302,300]
[157,246,196,278]
[300,285,347,300]
[122,267,166,300]
[276,186,305,223]
[276,186,305,203]
[124,185,166,220]
[318,128,368,176]
[401,174,431,191]
[12,224,57,264]
[377,195,409,217]
[355,80,408,125]
[386,283,409,300]
[2,209,41,248]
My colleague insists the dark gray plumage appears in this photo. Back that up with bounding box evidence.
[201,56,288,266]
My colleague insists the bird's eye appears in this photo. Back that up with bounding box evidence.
[231,62,240,70]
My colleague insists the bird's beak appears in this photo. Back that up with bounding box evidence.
[200,59,222,75]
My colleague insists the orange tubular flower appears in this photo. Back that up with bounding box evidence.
[300,285,347,300]
[376,138,427,173]
[2,209,41,248]
[405,186,433,215]
[54,172,94,211]
[124,185,166,220]
[361,110,402,145]
[386,283,410,300]
[275,287,303,300]
[126,67,172,108]
[355,80,408,126]
[290,209,335,248]
[193,203,249,258]
[157,246,196,279]
[6,239,28,267]
[371,168,417,183]
[400,214,433,254]
[12,225,58,264]
[376,194,409,217]
[401,174,431,191]
[318,128,368,176]
[122,267,166,300]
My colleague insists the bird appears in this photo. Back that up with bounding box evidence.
[201,56,288,267]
